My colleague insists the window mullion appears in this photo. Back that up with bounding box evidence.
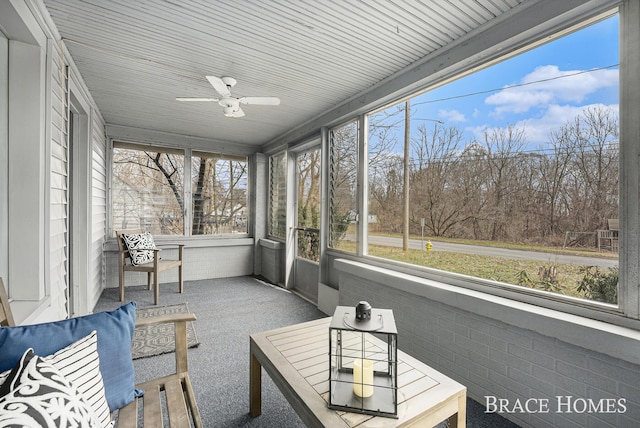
[184,148,192,237]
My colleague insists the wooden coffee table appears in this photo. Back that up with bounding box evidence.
[250,317,466,427]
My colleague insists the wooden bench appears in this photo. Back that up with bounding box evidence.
[0,277,202,427]
[117,311,202,428]
[597,219,619,252]
[116,229,185,305]
[0,278,15,327]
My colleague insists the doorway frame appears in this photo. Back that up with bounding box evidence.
[67,70,92,315]
[285,137,322,302]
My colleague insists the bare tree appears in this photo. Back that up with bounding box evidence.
[482,125,528,241]
[566,106,619,231]
[536,125,578,237]
[410,123,468,236]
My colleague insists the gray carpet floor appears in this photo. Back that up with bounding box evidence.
[94,277,520,427]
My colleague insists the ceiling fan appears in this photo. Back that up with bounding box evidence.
[176,76,281,118]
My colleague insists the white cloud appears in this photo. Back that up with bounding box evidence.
[469,103,619,145]
[485,65,618,116]
[515,103,619,145]
[438,109,466,122]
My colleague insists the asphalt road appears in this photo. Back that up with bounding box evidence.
[363,235,619,269]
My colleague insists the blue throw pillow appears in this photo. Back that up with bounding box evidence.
[0,302,137,412]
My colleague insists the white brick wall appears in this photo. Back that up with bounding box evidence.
[104,243,254,289]
[336,260,640,428]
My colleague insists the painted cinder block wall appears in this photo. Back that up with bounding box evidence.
[103,242,255,290]
[336,260,640,428]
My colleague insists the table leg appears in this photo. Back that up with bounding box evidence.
[250,352,262,417]
[447,393,467,427]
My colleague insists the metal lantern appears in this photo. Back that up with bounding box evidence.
[328,302,398,418]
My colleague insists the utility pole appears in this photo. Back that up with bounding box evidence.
[403,100,410,252]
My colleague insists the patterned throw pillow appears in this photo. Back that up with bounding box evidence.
[0,302,138,413]
[121,232,157,266]
[0,331,112,428]
[0,349,100,427]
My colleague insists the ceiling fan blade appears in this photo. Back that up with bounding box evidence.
[206,75,231,97]
[238,96,281,106]
[176,97,220,102]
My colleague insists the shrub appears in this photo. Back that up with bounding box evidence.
[576,266,618,304]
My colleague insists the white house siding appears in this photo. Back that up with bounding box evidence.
[13,0,108,323]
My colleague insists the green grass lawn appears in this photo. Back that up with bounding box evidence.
[331,237,618,300]
[368,245,586,297]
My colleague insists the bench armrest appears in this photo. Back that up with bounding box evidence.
[135,312,196,328]
[135,312,196,374]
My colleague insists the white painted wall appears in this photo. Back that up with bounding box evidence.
[102,240,255,299]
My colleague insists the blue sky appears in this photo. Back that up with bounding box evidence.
[410,14,619,149]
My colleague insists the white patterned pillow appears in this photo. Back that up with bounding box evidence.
[0,331,112,428]
[121,232,157,266]
[0,348,100,427]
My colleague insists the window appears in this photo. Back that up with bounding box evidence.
[328,120,359,252]
[112,142,185,235]
[192,152,248,235]
[331,15,620,306]
[111,142,248,237]
[296,149,321,262]
[268,151,287,239]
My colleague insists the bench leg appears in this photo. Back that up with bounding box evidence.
[119,262,125,302]
[250,352,262,417]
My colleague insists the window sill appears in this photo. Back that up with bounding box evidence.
[335,258,640,366]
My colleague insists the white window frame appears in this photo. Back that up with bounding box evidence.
[109,140,250,239]
[326,6,640,328]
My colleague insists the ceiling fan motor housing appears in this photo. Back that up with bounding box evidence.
[220,76,237,88]
[220,98,240,117]
[223,106,237,117]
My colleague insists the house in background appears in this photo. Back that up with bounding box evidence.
[1,1,640,426]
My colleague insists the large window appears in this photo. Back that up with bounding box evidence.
[111,142,248,237]
[332,15,620,306]
[191,152,248,235]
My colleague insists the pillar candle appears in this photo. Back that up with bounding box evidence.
[353,358,374,397]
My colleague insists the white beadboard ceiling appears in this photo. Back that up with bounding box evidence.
[40,0,600,150]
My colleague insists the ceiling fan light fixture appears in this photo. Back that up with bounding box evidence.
[223,106,236,117]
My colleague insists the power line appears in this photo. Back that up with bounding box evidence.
[411,64,619,106]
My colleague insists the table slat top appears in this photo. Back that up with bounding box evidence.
[251,317,466,427]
